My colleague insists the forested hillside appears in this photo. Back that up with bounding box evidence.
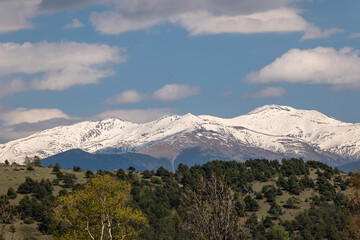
[0,158,358,239]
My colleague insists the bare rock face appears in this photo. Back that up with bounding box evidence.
[0,105,359,167]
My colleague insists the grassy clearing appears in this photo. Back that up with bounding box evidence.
[0,165,87,195]
[249,171,349,223]
[0,164,88,240]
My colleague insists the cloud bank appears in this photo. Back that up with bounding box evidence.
[245,47,360,90]
[0,108,69,126]
[0,106,174,143]
[0,0,40,33]
[0,0,339,40]
[0,41,125,97]
[87,1,340,39]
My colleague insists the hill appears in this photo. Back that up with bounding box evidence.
[41,149,172,171]
[0,158,356,239]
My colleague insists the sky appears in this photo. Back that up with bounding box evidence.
[0,0,360,143]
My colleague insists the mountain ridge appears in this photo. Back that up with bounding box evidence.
[1,105,360,168]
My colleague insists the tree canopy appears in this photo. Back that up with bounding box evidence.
[54,174,147,240]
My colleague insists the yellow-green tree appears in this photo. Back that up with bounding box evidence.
[54,174,147,240]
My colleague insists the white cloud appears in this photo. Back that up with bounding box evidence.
[65,18,85,28]
[105,84,201,105]
[152,84,201,102]
[39,0,111,12]
[88,1,339,39]
[0,108,70,125]
[245,47,360,90]
[349,33,360,39]
[0,0,40,33]
[104,90,149,105]
[0,42,124,93]
[301,24,343,40]
[92,108,174,123]
[172,8,325,37]
[242,87,287,98]
[0,0,340,40]
[0,78,28,98]
[91,11,164,34]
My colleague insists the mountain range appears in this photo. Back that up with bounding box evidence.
[1,105,360,171]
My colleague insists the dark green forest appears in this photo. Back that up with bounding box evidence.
[1,158,359,239]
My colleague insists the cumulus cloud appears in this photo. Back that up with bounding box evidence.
[88,1,339,39]
[0,0,340,39]
[91,11,164,34]
[0,0,40,33]
[104,90,149,105]
[0,78,28,98]
[0,108,70,125]
[242,87,287,98]
[105,84,201,105]
[152,84,201,102]
[39,0,111,12]
[0,41,124,94]
[65,18,85,28]
[0,112,78,143]
[244,47,360,90]
[172,8,332,37]
[92,108,175,123]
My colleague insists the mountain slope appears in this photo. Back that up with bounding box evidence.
[41,149,172,171]
[1,105,360,167]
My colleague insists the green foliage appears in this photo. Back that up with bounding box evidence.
[32,156,42,167]
[127,166,136,172]
[262,185,277,202]
[6,187,17,199]
[268,201,283,219]
[54,174,147,240]
[244,195,260,212]
[52,163,61,172]
[85,169,94,178]
[286,175,302,195]
[290,203,347,239]
[0,157,353,240]
[17,177,53,199]
[281,158,309,176]
[26,165,34,171]
[72,165,81,172]
[266,225,289,240]
[142,170,154,179]
[263,216,273,228]
[0,194,16,224]
[283,197,300,209]
[58,189,68,197]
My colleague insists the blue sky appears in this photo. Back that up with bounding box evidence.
[0,0,359,143]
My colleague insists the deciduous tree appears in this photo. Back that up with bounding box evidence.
[54,174,147,240]
[181,172,250,240]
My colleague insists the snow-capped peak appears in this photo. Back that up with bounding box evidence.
[1,105,360,166]
[248,104,294,115]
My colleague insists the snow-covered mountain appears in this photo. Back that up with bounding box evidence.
[1,105,360,168]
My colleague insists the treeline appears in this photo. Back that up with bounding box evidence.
[0,158,358,239]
